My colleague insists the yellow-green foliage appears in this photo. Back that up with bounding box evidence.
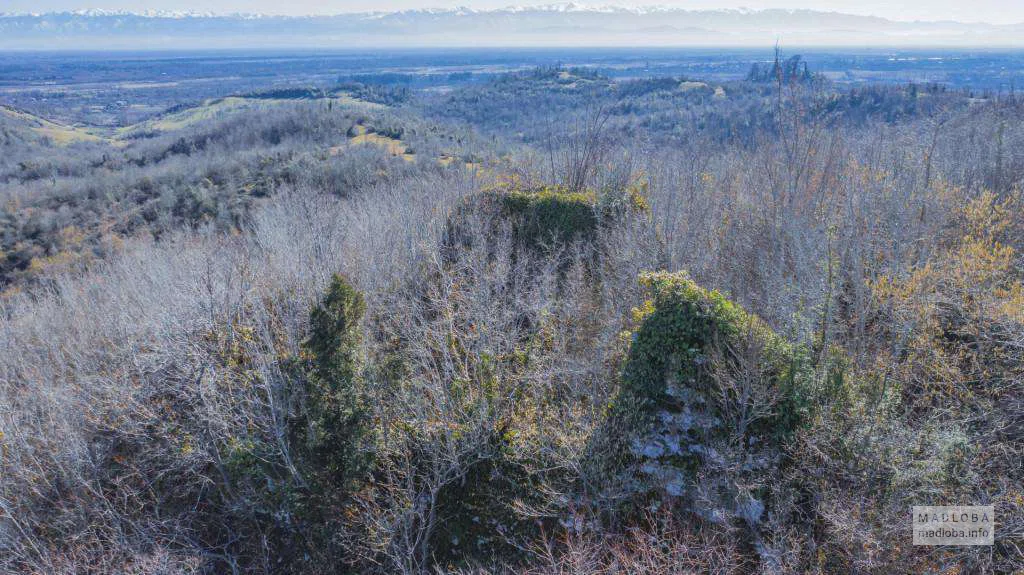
[446,179,650,262]
[443,183,597,264]
[499,185,599,249]
[869,191,1024,400]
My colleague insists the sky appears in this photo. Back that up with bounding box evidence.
[2,0,1022,25]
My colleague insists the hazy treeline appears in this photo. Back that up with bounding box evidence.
[0,69,1022,573]
[418,66,980,148]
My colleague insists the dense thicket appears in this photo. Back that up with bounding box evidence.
[0,102,479,291]
[1,70,1022,574]
[419,66,969,148]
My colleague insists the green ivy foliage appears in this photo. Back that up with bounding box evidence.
[444,181,651,269]
[443,183,600,263]
[500,186,599,250]
[621,270,809,440]
[590,271,815,523]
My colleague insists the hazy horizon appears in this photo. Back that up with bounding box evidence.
[2,0,1022,25]
[3,3,1023,51]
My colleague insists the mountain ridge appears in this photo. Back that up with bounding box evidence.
[1,5,1021,49]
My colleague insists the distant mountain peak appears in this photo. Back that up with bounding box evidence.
[0,5,905,19]
[0,5,989,22]
[0,6,1020,49]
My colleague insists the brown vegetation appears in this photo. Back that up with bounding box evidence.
[1,73,1022,573]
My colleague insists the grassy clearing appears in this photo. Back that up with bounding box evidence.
[120,94,385,137]
[351,132,415,161]
[339,125,484,169]
[439,153,483,171]
[678,81,708,91]
[121,97,288,134]
[341,124,415,162]
[3,92,389,147]
[1,105,106,145]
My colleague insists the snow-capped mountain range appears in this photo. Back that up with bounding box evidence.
[1,4,1021,49]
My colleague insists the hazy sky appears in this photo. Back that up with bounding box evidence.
[3,0,1022,24]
